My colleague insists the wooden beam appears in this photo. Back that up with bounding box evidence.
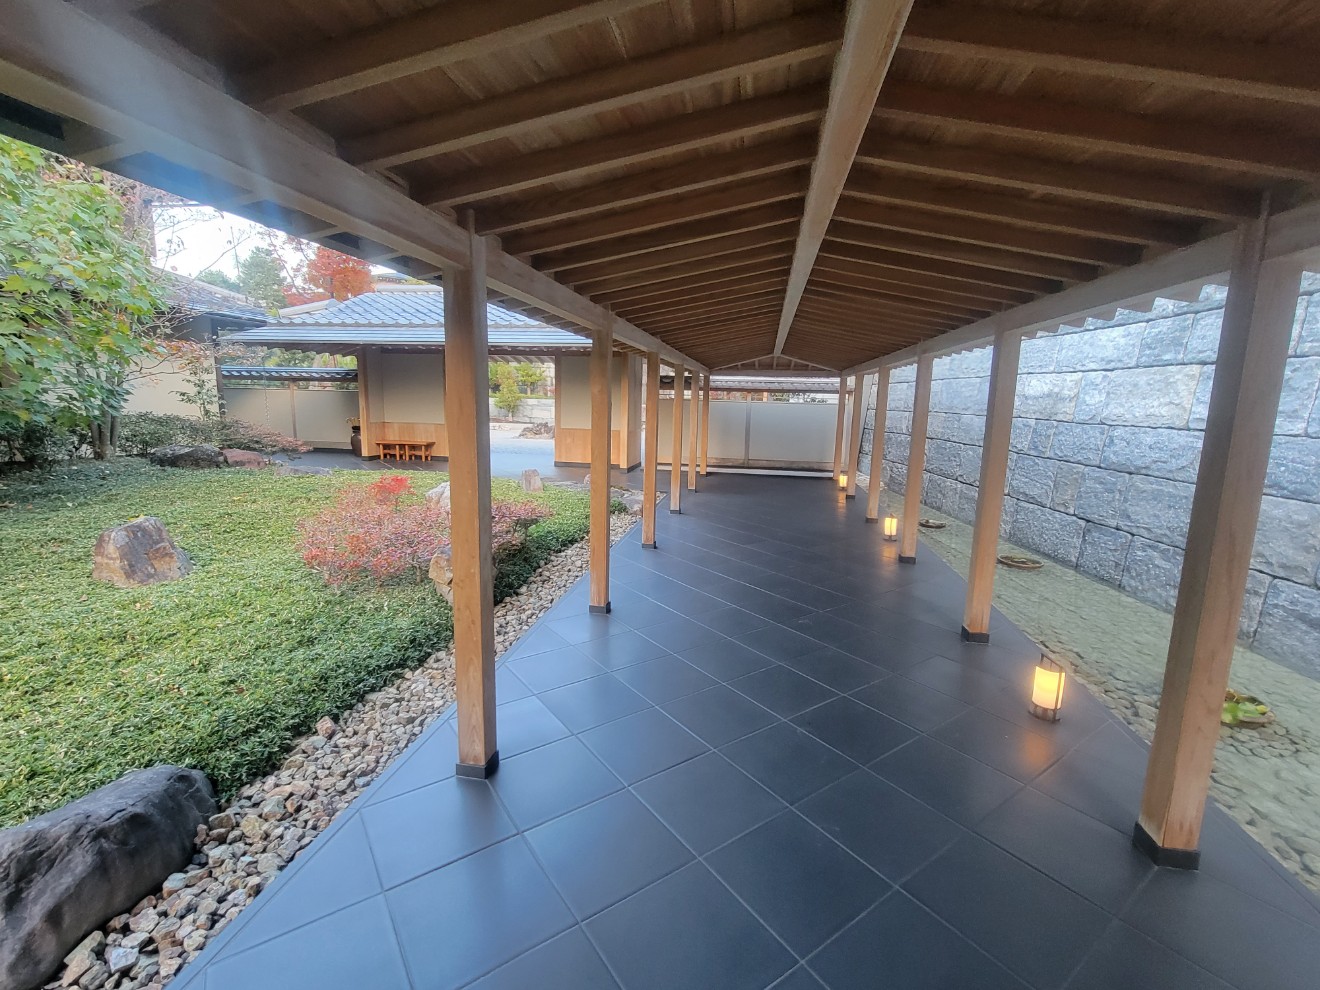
[620,284,788,322]
[239,0,657,111]
[829,220,1098,282]
[1136,211,1303,864]
[700,375,711,476]
[854,134,1259,221]
[961,330,1022,642]
[899,352,933,563]
[504,170,806,256]
[479,136,818,234]
[670,364,686,513]
[539,202,801,272]
[820,241,1061,295]
[828,377,846,481]
[808,278,992,321]
[845,169,1198,246]
[425,87,826,206]
[566,235,795,289]
[846,373,866,497]
[876,81,1320,180]
[354,12,839,168]
[813,255,1029,307]
[599,264,791,309]
[834,198,1139,267]
[900,4,1320,109]
[443,236,497,777]
[798,296,958,333]
[774,0,915,355]
[643,303,786,337]
[865,368,889,521]
[687,371,700,492]
[642,351,661,548]
[589,321,613,612]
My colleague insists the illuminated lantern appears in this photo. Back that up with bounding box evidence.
[1030,654,1066,722]
[883,514,898,541]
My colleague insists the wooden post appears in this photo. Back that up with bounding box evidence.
[670,364,685,513]
[699,374,711,476]
[866,367,890,522]
[287,381,299,439]
[1136,210,1302,867]
[642,351,660,548]
[442,234,497,779]
[687,371,700,491]
[899,352,933,564]
[961,330,1023,643]
[589,321,613,613]
[357,347,375,458]
[845,372,866,498]
[832,376,847,481]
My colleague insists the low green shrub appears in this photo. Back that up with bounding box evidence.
[0,461,593,826]
[0,421,83,466]
[117,412,309,456]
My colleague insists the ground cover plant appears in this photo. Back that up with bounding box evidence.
[0,460,593,826]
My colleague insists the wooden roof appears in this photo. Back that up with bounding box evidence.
[5,0,1320,372]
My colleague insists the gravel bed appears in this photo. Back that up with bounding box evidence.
[47,513,637,990]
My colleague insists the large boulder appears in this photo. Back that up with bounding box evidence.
[274,464,331,477]
[147,444,224,469]
[91,517,192,588]
[222,448,271,469]
[0,766,216,990]
[425,482,451,510]
[520,468,543,493]
[428,548,454,604]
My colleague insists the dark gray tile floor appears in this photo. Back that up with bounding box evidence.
[175,474,1320,990]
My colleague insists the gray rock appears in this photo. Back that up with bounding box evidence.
[1295,294,1320,356]
[1008,501,1085,566]
[520,469,544,493]
[1184,309,1223,363]
[1008,455,1055,507]
[1073,371,1110,423]
[221,448,270,469]
[425,482,451,509]
[1188,367,1214,430]
[1074,468,1128,527]
[428,548,454,604]
[1101,366,1201,427]
[147,444,224,469]
[889,380,916,411]
[924,439,963,480]
[1264,436,1320,502]
[1239,571,1272,642]
[1136,316,1194,367]
[1275,358,1320,436]
[1077,524,1131,585]
[1050,462,1084,512]
[0,766,215,990]
[91,517,192,588]
[1253,581,1320,678]
[1250,497,1320,584]
[274,464,332,477]
[1019,335,1058,374]
[1055,324,1146,372]
[1009,418,1033,454]
[1120,537,1185,611]
[1015,373,1082,419]
[1117,476,1195,548]
[106,946,138,976]
[1100,426,1204,482]
[1049,422,1107,465]
[931,376,987,415]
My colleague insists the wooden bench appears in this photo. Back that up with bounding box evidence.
[377,440,435,462]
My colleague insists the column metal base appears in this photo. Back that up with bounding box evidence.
[456,750,499,780]
[960,625,990,644]
[865,517,878,523]
[845,493,856,499]
[589,602,612,614]
[669,507,681,514]
[898,554,917,564]
[1133,821,1201,870]
[642,542,657,549]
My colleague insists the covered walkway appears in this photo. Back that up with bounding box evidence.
[172,475,1319,990]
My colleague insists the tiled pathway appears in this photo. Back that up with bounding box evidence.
[176,474,1320,990]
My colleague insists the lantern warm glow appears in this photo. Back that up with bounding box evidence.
[1030,655,1065,722]
[837,473,848,489]
[883,514,898,540]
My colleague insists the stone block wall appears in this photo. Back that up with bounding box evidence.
[859,276,1320,678]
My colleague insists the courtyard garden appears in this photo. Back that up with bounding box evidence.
[0,459,594,828]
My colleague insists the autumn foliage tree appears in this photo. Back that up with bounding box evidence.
[296,246,373,302]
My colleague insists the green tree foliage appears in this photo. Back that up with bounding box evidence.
[0,136,165,458]
[489,361,523,416]
[514,361,547,393]
[195,268,243,294]
[235,246,287,312]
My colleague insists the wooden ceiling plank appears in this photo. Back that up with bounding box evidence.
[426,86,826,206]
[844,168,1197,246]
[595,262,792,307]
[799,294,958,329]
[818,241,1059,294]
[829,220,1098,281]
[834,197,1142,266]
[854,135,1259,220]
[478,136,817,234]
[538,203,801,272]
[899,4,1320,108]
[575,249,793,294]
[239,0,659,112]
[563,233,796,286]
[808,277,992,320]
[346,11,842,169]
[616,279,790,319]
[504,170,806,256]
[876,81,1320,180]
[773,0,916,355]
[811,257,1027,306]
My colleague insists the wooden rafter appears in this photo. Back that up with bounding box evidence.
[564,236,796,289]
[817,242,1059,294]
[773,0,915,355]
[811,256,1028,306]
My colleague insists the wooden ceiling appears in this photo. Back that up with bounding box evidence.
[34,0,1320,370]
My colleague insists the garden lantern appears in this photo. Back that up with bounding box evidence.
[883,514,898,540]
[837,472,848,489]
[1030,654,1065,722]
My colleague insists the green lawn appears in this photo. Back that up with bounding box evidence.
[0,461,591,827]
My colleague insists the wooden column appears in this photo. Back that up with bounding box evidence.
[832,376,847,481]
[1136,210,1302,867]
[866,367,890,522]
[687,371,700,491]
[699,375,711,476]
[961,331,1023,643]
[442,236,496,779]
[670,364,685,513]
[589,322,613,613]
[899,352,933,564]
[845,373,866,498]
[355,346,372,458]
[642,351,660,548]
